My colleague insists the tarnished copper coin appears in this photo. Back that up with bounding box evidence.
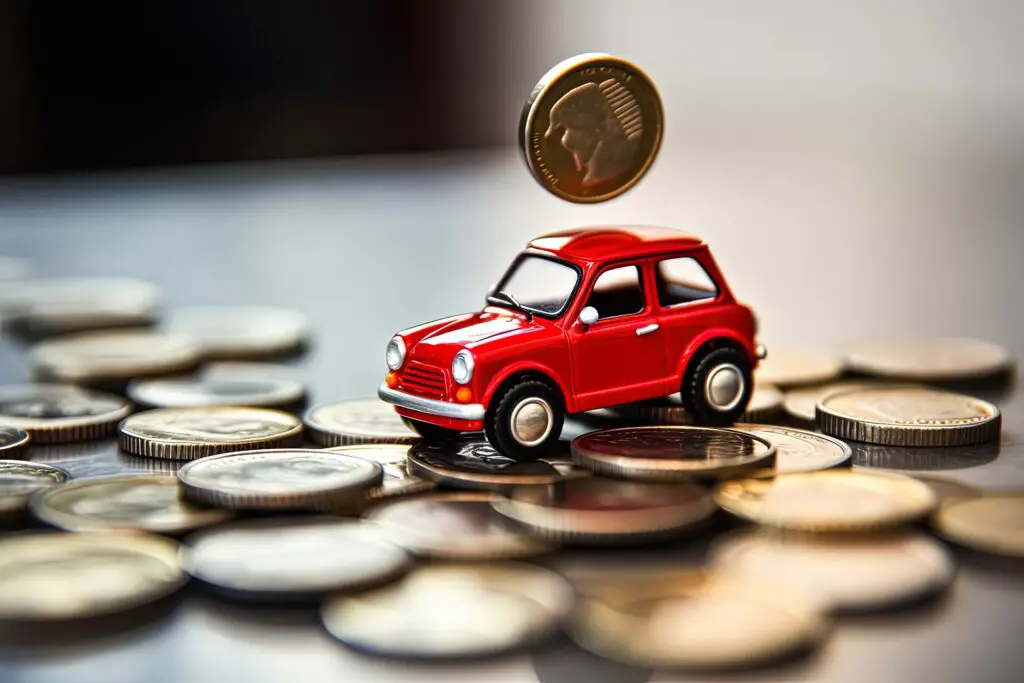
[520,54,663,203]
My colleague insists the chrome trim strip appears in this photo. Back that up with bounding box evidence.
[378,384,486,421]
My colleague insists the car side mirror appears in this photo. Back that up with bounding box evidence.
[578,306,599,328]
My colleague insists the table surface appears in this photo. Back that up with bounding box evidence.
[1,146,1023,683]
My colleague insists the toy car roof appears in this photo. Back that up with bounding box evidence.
[527,226,705,262]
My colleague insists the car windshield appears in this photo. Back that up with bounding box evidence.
[491,254,580,317]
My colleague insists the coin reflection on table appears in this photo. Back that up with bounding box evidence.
[852,439,1000,472]
[407,436,562,491]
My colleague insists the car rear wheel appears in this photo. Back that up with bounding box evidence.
[680,346,753,425]
[485,379,564,461]
[401,417,461,441]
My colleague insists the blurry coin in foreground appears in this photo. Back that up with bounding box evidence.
[0,426,30,457]
[178,448,383,512]
[817,386,1000,447]
[118,406,303,460]
[911,476,982,504]
[0,384,131,443]
[0,460,69,518]
[322,562,573,658]
[613,384,784,425]
[932,493,1024,557]
[571,426,775,482]
[844,337,1013,381]
[165,306,309,359]
[30,331,201,386]
[715,470,936,532]
[0,255,32,281]
[181,517,410,601]
[128,373,306,410]
[31,474,232,534]
[567,570,828,670]
[407,436,562,492]
[782,380,886,423]
[366,492,557,560]
[733,424,851,474]
[304,398,417,446]
[325,444,436,502]
[492,477,715,545]
[710,528,954,612]
[0,277,160,337]
[0,532,184,621]
[755,348,843,388]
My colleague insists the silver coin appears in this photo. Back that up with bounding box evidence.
[304,398,417,446]
[31,474,233,534]
[0,277,160,336]
[165,306,309,359]
[0,426,31,457]
[755,348,844,387]
[118,406,304,460]
[613,384,784,424]
[325,444,436,502]
[782,381,885,422]
[128,375,306,409]
[733,423,851,474]
[321,562,574,658]
[178,448,383,511]
[182,517,410,600]
[0,460,69,516]
[30,331,201,384]
[0,384,132,443]
[407,436,562,492]
[844,338,1013,381]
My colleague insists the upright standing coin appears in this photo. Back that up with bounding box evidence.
[118,406,303,460]
[817,386,1001,447]
[31,475,232,534]
[0,277,160,336]
[571,426,775,482]
[128,374,306,410]
[492,477,715,545]
[178,448,383,511]
[932,493,1024,557]
[30,331,201,385]
[0,532,184,621]
[614,384,784,424]
[755,348,844,388]
[0,426,30,457]
[0,460,69,517]
[165,306,309,359]
[733,424,851,474]
[366,492,557,560]
[407,436,562,492]
[844,338,1013,381]
[304,398,417,446]
[715,470,937,532]
[181,517,410,600]
[782,380,884,422]
[326,444,436,501]
[0,384,131,443]
[322,562,574,659]
[710,528,955,612]
[520,54,663,203]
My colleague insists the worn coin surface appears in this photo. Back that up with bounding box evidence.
[782,381,884,422]
[571,426,776,482]
[817,386,1001,447]
[733,424,851,474]
[30,331,201,384]
[615,384,784,424]
[711,528,955,612]
[755,348,844,388]
[520,53,663,203]
[128,374,306,410]
[165,306,309,359]
[322,562,574,658]
[31,475,232,534]
[407,436,562,491]
[304,398,417,446]
[119,406,304,460]
[178,448,383,511]
[844,338,1013,381]
[715,470,937,531]
[0,426,30,457]
[325,444,436,501]
[932,493,1024,557]
[0,460,69,516]
[181,517,410,599]
[366,492,557,560]
[567,570,828,670]
[0,384,132,443]
[0,277,161,336]
[492,477,715,545]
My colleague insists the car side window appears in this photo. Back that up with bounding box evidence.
[585,265,644,320]
[655,257,718,307]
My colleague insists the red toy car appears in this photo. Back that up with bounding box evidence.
[379,226,765,460]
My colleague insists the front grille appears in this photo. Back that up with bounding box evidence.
[402,361,447,400]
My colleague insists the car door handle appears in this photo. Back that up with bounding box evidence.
[635,323,660,336]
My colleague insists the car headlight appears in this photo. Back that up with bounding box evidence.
[386,336,406,370]
[451,349,474,385]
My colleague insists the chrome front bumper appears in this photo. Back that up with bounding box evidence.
[378,384,486,421]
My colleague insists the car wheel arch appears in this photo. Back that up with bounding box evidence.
[677,332,752,384]
[483,367,569,413]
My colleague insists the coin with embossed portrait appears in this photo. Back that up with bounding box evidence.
[0,384,132,443]
[407,436,562,491]
[0,460,69,517]
[733,424,851,474]
[520,53,663,203]
[304,398,417,446]
[119,406,303,460]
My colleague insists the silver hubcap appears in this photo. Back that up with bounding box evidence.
[509,397,554,446]
[704,363,744,412]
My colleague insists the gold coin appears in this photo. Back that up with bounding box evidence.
[566,570,828,670]
[844,337,1013,381]
[520,54,663,203]
[755,348,843,388]
[817,386,1001,447]
[932,493,1024,557]
[325,444,436,501]
[733,423,851,474]
[715,470,936,531]
[304,398,417,446]
[782,380,886,422]
[31,474,233,534]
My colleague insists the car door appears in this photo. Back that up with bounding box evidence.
[569,260,667,410]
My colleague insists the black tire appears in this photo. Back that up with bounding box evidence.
[679,345,753,426]
[485,378,565,461]
[401,417,461,441]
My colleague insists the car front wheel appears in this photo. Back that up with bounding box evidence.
[680,346,753,425]
[485,378,564,461]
